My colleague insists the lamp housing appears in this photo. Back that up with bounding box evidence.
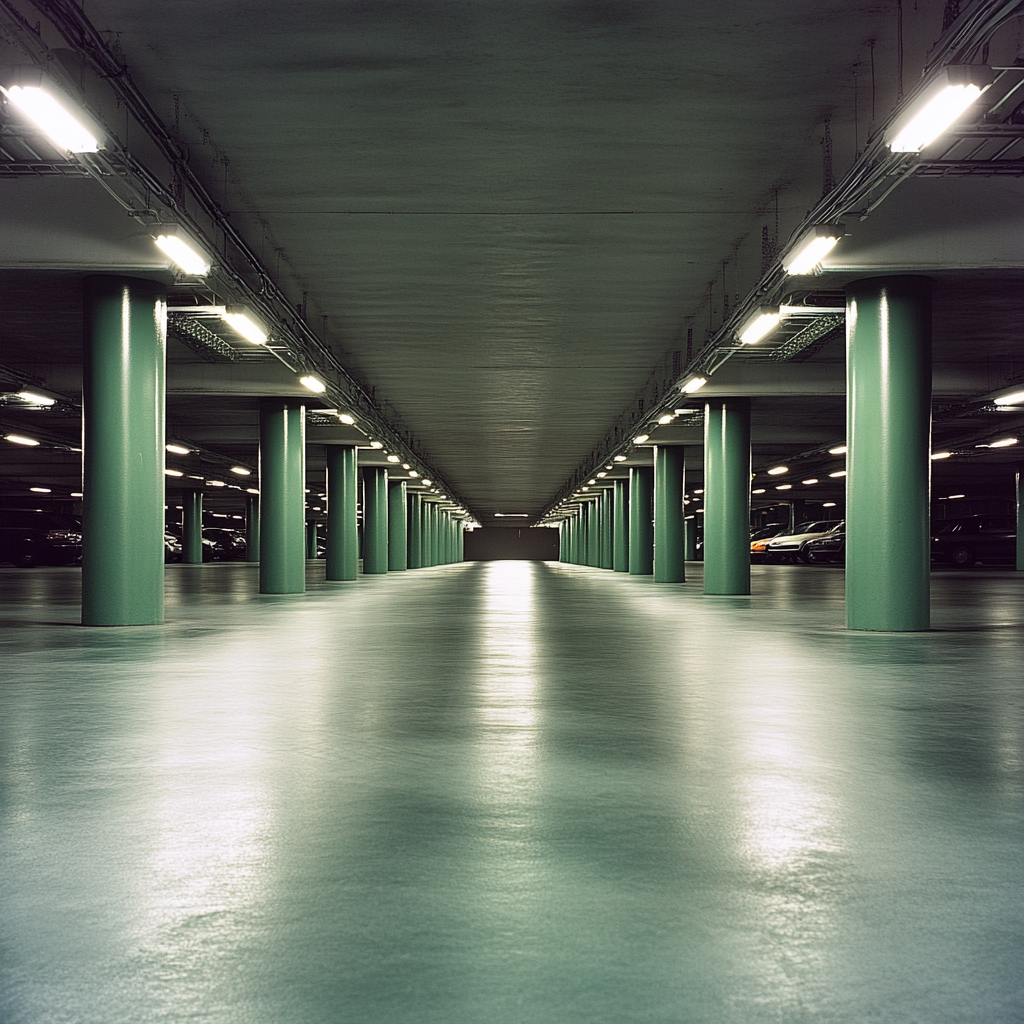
[888,65,994,153]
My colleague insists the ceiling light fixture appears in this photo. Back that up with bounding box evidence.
[409,470,419,478]
[221,307,267,345]
[828,445,847,455]
[949,493,966,499]
[752,487,766,495]
[338,413,356,425]
[657,414,674,425]
[246,488,260,495]
[802,478,819,485]
[994,390,1024,406]
[369,440,383,449]
[681,376,707,394]
[767,466,788,476]
[596,471,607,478]
[613,455,627,462]
[823,501,837,508]
[386,454,400,463]
[889,65,994,153]
[165,443,191,455]
[230,466,251,476]
[776,484,792,491]
[783,224,846,276]
[29,486,51,493]
[208,479,226,487]
[153,230,211,276]
[984,437,1018,448]
[737,306,780,345]
[930,451,952,460]
[5,434,39,446]
[1,84,99,153]
[422,479,432,486]
[633,434,649,444]
[164,468,184,477]
[16,391,56,406]
[829,470,847,478]
[299,375,326,393]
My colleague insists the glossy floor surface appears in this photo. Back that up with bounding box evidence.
[2,561,1023,1023]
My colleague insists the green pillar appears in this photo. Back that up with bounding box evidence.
[259,399,306,594]
[362,467,389,574]
[306,520,318,559]
[599,489,614,569]
[846,277,932,631]
[388,480,408,570]
[586,499,600,566]
[703,398,751,595]
[654,446,686,583]
[183,489,203,564]
[684,514,697,561]
[1017,468,1024,572]
[613,479,629,572]
[326,446,358,581]
[629,466,654,575]
[245,494,259,563]
[574,510,584,564]
[407,492,423,569]
[82,276,166,626]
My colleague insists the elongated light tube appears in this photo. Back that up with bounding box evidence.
[738,307,780,345]
[681,376,707,394]
[890,84,983,152]
[17,391,56,406]
[1,85,99,153]
[221,310,267,345]
[154,234,211,276]
[783,225,844,276]
[299,375,326,393]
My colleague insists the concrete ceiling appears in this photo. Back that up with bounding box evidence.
[1,0,1022,522]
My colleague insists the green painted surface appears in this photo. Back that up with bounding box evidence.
[586,500,600,567]
[654,446,685,583]
[846,277,932,631]
[1018,469,1023,572]
[407,492,423,569]
[183,490,203,565]
[703,399,751,596]
[629,466,654,575]
[389,480,408,571]
[326,446,358,581]
[362,468,389,574]
[599,489,613,569]
[423,501,436,567]
[246,495,260,565]
[613,478,629,572]
[306,520,318,559]
[258,400,306,594]
[81,276,166,626]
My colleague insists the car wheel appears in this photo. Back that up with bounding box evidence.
[950,545,974,568]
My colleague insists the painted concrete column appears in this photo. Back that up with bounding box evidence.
[306,520,318,559]
[599,489,614,569]
[703,398,751,595]
[326,445,358,581]
[683,514,697,561]
[407,491,423,568]
[654,446,686,583]
[388,480,408,571]
[1017,467,1024,572]
[259,399,306,594]
[422,501,435,567]
[629,466,654,575]
[82,276,166,626]
[586,499,600,567]
[613,478,629,572]
[245,494,259,563]
[846,276,932,631]
[362,467,389,574]
[183,489,203,564]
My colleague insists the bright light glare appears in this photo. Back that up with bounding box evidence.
[299,375,326,393]
[658,414,674,424]
[829,470,847,478]
[422,478,432,486]
[752,487,766,494]
[164,468,184,477]
[17,391,55,406]
[613,455,627,462]
[338,413,356,425]
[828,445,847,455]
[949,493,966,499]
[783,233,840,275]
[230,466,251,476]
[208,479,226,487]
[802,478,818,485]
[633,434,649,444]
[739,310,780,345]
[154,234,210,275]
[29,486,51,493]
[409,470,419,478]
[681,376,707,394]
[2,85,99,152]
[5,434,39,446]
[890,84,983,152]
[823,501,837,508]
[931,451,952,460]
[596,471,607,477]
[994,391,1024,406]
[166,443,191,455]
[386,454,400,463]
[767,466,788,476]
[221,311,267,345]
[988,437,1018,448]
[776,484,792,491]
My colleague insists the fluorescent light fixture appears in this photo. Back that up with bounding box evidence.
[386,454,400,463]
[71,492,83,498]
[802,478,819,485]
[299,375,326,393]
[338,413,356,425]
[657,414,674,425]
[409,470,419,478]
[737,306,780,345]
[949,493,966,499]
[613,455,627,462]
[166,443,191,456]
[164,468,184,477]
[17,391,56,406]
[422,479,432,486]
[823,501,837,508]
[1,85,99,153]
[402,463,410,470]
[889,66,994,153]
[783,224,845,276]
[994,390,1024,406]
[230,466,251,476]
[494,513,529,518]
[767,466,788,476]
[681,376,707,394]
[5,434,39,446]
[828,445,847,455]
[597,472,607,478]
[931,451,952,460]
[154,231,211,276]
[829,470,847,478]
[752,487,766,494]
[29,486,51,493]
[776,484,792,491]
[246,487,260,494]
[633,434,649,444]
[587,479,596,485]
[693,489,704,494]
[221,308,267,345]
[208,479,226,487]
[369,440,383,450]
[988,437,1018,448]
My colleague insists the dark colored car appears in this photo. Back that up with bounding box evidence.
[164,532,183,563]
[804,528,845,564]
[0,509,82,567]
[203,527,248,560]
[762,521,843,564]
[931,515,1017,567]
[165,523,218,561]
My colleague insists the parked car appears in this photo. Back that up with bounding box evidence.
[203,527,248,560]
[763,521,844,564]
[164,532,183,563]
[0,509,82,567]
[749,524,788,562]
[804,527,845,564]
[165,523,218,561]
[931,515,1016,567]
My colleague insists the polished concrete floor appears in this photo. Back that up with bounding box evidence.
[2,561,1023,1023]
